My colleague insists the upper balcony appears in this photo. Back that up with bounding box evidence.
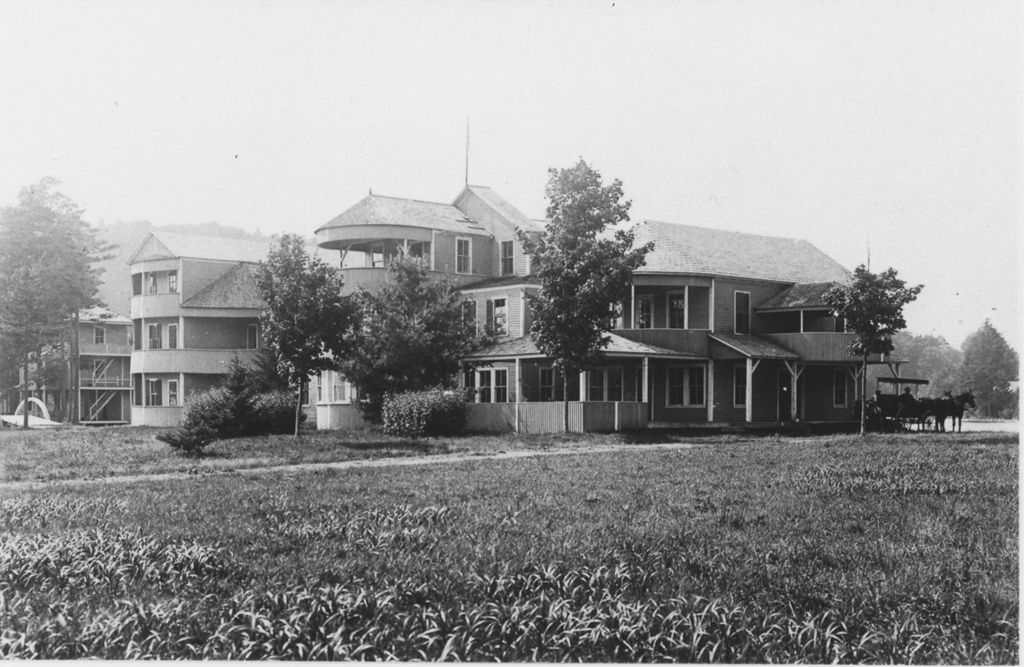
[131,348,257,375]
[130,293,181,319]
[613,329,710,357]
[340,266,487,295]
[759,332,865,362]
[80,342,132,356]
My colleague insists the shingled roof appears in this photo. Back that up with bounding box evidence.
[181,262,264,309]
[130,231,272,264]
[316,194,488,235]
[632,220,850,284]
[465,333,700,360]
[709,333,799,360]
[757,282,839,312]
[461,185,544,234]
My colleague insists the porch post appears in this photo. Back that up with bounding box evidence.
[578,370,587,401]
[630,284,636,329]
[706,359,715,422]
[514,357,522,434]
[745,358,760,423]
[786,361,803,422]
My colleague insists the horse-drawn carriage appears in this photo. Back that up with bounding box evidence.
[859,377,976,433]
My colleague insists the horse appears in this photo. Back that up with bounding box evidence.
[933,390,976,433]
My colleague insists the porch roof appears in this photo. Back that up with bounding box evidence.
[709,333,799,360]
[756,282,838,312]
[465,333,700,361]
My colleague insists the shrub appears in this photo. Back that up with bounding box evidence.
[382,389,466,438]
[249,390,301,435]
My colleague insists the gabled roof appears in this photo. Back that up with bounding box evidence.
[465,333,701,361]
[181,262,263,309]
[317,194,488,235]
[130,231,272,264]
[79,306,131,325]
[632,220,850,284]
[757,282,839,312]
[709,333,799,360]
[459,185,544,233]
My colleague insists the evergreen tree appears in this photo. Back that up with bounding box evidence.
[339,257,484,421]
[517,159,653,430]
[255,235,356,435]
[957,320,1018,418]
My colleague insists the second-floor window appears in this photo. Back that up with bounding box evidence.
[167,324,178,349]
[636,296,653,329]
[461,300,476,331]
[668,293,686,329]
[168,271,178,293]
[456,238,471,274]
[246,324,258,349]
[734,291,751,334]
[500,240,514,275]
[148,324,162,349]
[94,326,105,345]
[486,298,507,335]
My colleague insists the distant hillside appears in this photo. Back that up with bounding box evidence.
[92,221,274,317]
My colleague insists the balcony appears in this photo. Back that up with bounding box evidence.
[340,266,484,294]
[759,332,863,362]
[613,329,710,356]
[80,342,132,356]
[131,348,258,374]
[81,376,132,389]
[130,293,181,319]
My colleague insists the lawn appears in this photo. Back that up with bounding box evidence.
[0,430,1017,661]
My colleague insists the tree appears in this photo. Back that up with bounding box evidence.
[0,178,108,428]
[517,159,653,431]
[338,257,485,421]
[255,234,356,435]
[873,331,963,394]
[957,320,1018,418]
[826,265,923,434]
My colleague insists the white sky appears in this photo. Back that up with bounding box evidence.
[0,0,1018,350]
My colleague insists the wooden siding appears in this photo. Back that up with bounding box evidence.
[130,405,184,427]
[433,231,492,277]
[613,329,710,356]
[131,348,257,374]
[339,267,482,295]
[316,404,369,430]
[759,333,859,361]
[465,401,648,434]
[130,293,180,319]
[713,278,783,334]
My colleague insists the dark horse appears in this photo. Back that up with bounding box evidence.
[919,391,976,432]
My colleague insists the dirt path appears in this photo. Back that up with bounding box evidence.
[0,441,703,491]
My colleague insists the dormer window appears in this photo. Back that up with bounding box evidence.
[500,240,514,276]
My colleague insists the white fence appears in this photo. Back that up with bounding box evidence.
[465,402,648,434]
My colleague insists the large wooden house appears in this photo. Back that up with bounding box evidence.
[313,185,874,433]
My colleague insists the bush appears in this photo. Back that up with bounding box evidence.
[157,387,304,455]
[382,389,466,438]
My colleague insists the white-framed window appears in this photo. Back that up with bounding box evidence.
[407,241,431,265]
[734,291,751,334]
[587,367,624,402]
[500,240,514,275]
[636,295,653,329]
[462,300,477,331]
[300,379,310,406]
[148,323,162,349]
[733,364,746,407]
[456,237,471,274]
[246,324,258,350]
[332,374,348,403]
[486,298,507,335]
[168,380,179,406]
[833,368,847,407]
[667,365,706,407]
[168,270,178,293]
[539,367,564,401]
[668,292,686,329]
[475,368,508,403]
[147,378,162,406]
[167,324,178,349]
[148,273,158,294]
[93,326,105,345]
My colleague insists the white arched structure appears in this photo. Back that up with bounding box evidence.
[14,397,51,421]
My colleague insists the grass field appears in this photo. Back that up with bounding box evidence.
[0,430,1017,661]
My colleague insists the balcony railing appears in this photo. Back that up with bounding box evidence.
[340,267,485,294]
[81,376,132,388]
[79,342,132,356]
[129,293,181,319]
[759,332,865,362]
[613,329,710,356]
[131,348,258,374]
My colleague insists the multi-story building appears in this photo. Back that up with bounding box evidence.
[77,307,133,424]
[128,232,271,426]
[315,185,880,433]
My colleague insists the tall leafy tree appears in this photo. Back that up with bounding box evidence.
[957,320,1018,418]
[826,265,923,434]
[517,159,653,431]
[255,234,356,435]
[871,330,963,394]
[0,178,109,427]
[338,257,484,421]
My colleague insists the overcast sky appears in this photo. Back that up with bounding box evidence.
[0,0,1018,350]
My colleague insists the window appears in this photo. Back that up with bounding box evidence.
[475,368,508,403]
[407,241,431,265]
[667,365,705,407]
[833,369,847,407]
[477,369,492,403]
[148,324,162,349]
[539,368,563,401]
[147,378,162,406]
[148,274,158,294]
[246,324,258,349]
[300,379,310,406]
[317,374,324,402]
[636,296,653,329]
[168,271,178,293]
[132,273,142,296]
[733,365,747,407]
[668,292,686,329]
[734,291,751,334]
[588,368,624,402]
[333,374,348,402]
[500,240,514,275]
[456,238,471,274]
[487,298,507,336]
[94,326,105,345]
[494,369,508,403]
[167,324,178,349]
[168,380,179,406]
[462,300,476,331]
